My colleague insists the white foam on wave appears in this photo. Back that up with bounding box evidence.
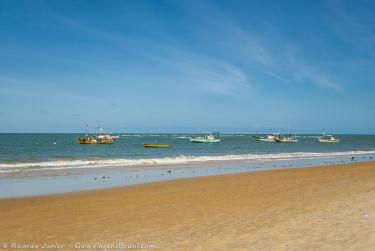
[0,169,17,173]
[1,150,375,173]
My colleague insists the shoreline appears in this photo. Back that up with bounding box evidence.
[0,153,374,198]
[2,161,375,250]
[0,159,372,201]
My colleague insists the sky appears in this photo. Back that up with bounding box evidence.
[0,0,374,133]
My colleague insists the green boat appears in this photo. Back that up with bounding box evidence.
[143,144,171,148]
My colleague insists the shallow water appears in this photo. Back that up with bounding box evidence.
[0,133,374,173]
[0,133,374,198]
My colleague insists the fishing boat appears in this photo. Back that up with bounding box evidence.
[319,133,340,143]
[253,133,279,142]
[274,134,298,143]
[78,136,114,144]
[143,144,171,148]
[77,136,97,144]
[96,134,118,141]
[77,125,114,145]
[190,133,221,143]
[96,138,114,144]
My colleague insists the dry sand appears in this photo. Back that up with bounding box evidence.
[1,161,375,250]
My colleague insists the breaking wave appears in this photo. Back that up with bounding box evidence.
[1,150,375,173]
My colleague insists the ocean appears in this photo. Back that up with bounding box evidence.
[0,133,374,197]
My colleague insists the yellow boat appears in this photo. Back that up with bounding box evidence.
[78,137,113,145]
[78,137,97,144]
[78,124,115,145]
[97,139,114,144]
[143,144,171,148]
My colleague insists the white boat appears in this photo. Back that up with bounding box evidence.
[95,134,118,141]
[274,134,298,143]
[253,133,279,142]
[190,133,221,143]
[319,133,339,143]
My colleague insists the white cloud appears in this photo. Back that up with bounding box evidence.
[52,8,342,93]
[230,25,342,91]
[147,49,249,95]
[192,2,344,92]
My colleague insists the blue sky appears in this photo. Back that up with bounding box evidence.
[0,0,374,133]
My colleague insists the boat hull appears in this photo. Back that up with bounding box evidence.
[274,138,298,143]
[319,139,340,143]
[144,144,171,148]
[97,141,114,144]
[257,138,275,142]
[189,138,221,143]
[77,138,113,145]
[253,134,277,142]
[77,138,97,144]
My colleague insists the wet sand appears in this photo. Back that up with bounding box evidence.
[1,161,375,250]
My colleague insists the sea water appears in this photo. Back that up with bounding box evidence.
[0,133,374,197]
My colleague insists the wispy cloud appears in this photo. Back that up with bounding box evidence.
[227,24,342,91]
[53,16,129,44]
[189,2,344,92]
[285,52,342,92]
[51,5,343,93]
[329,2,375,53]
[235,29,275,67]
[146,49,249,95]
[52,15,250,96]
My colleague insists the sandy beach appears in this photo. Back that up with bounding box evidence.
[1,161,375,250]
